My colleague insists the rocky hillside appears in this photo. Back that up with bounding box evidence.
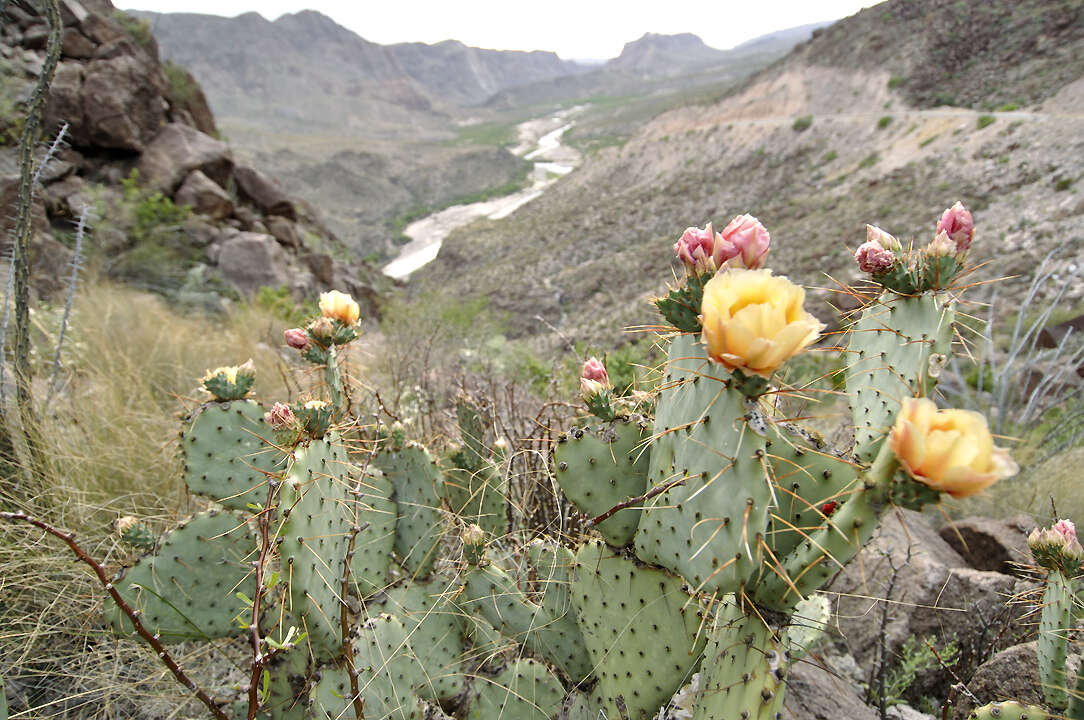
[419,0,1084,346]
[0,0,389,315]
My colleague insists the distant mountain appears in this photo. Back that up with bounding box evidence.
[607,33,727,75]
[388,40,584,107]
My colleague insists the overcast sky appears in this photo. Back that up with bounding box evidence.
[115,0,876,60]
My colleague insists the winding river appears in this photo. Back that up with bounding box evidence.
[382,107,583,279]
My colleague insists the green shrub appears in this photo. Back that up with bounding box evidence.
[996,102,1020,112]
[791,115,813,132]
[976,115,996,130]
[877,115,893,130]
[822,150,838,164]
[109,170,195,292]
[1053,177,1074,192]
[163,61,198,106]
[111,11,153,47]
[919,134,939,148]
[255,286,317,326]
[887,76,904,89]
[858,152,879,169]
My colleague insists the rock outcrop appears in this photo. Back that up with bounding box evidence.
[2,0,388,312]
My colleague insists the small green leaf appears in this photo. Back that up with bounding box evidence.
[236,592,254,607]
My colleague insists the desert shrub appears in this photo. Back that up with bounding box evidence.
[976,114,996,129]
[877,115,893,130]
[111,11,153,47]
[792,114,813,132]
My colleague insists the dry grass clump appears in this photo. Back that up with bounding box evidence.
[1,281,299,717]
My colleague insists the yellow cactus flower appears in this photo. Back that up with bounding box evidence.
[203,365,238,384]
[889,397,1017,498]
[319,290,360,326]
[700,268,823,378]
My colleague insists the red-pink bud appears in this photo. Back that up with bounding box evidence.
[284,328,310,350]
[936,201,974,253]
[1053,519,1077,543]
[264,402,296,429]
[854,241,895,274]
[674,224,715,270]
[715,214,770,269]
[581,357,608,385]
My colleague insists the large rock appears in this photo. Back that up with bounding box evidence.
[266,215,301,250]
[136,123,232,193]
[0,176,73,297]
[954,642,1046,717]
[43,62,86,141]
[213,232,290,296]
[79,54,167,150]
[830,510,1029,704]
[174,170,233,220]
[233,165,295,218]
[78,11,125,46]
[61,27,95,59]
[938,515,1033,575]
[160,63,217,137]
[781,659,877,720]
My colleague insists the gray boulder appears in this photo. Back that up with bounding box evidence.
[213,231,290,296]
[234,165,295,218]
[175,170,233,220]
[938,515,1033,575]
[782,659,877,720]
[136,123,232,193]
[79,54,166,150]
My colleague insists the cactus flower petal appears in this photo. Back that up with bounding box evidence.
[889,398,1017,498]
[700,268,823,378]
[936,201,974,253]
[714,214,771,269]
[319,290,360,326]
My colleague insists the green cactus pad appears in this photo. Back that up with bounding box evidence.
[554,415,651,547]
[635,333,770,595]
[570,540,708,720]
[656,271,713,333]
[693,596,785,720]
[967,701,1049,719]
[846,291,954,464]
[350,468,397,597]
[1038,570,1074,710]
[441,460,509,540]
[253,648,309,720]
[467,659,565,720]
[182,400,284,512]
[374,443,445,577]
[462,612,513,670]
[310,613,424,720]
[782,593,831,663]
[104,510,254,643]
[381,577,468,702]
[765,423,860,560]
[456,396,490,471]
[462,552,592,683]
[279,437,354,658]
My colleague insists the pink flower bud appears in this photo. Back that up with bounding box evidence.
[714,214,770,269]
[284,328,310,350]
[936,201,974,253]
[1053,519,1077,542]
[854,241,895,274]
[674,223,715,270]
[264,402,296,429]
[926,230,956,257]
[866,224,901,251]
[309,317,334,341]
[581,357,609,385]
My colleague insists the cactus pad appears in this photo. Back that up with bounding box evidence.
[279,437,354,658]
[570,540,708,720]
[182,400,283,511]
[104,510,254,643]
[310,613,424,720]
[441,460,509,540]
[554,415,651,547]
[374,444,445,577]
[467,659,565,720]
[350,468,397,597]
[846,291,954,463]
[693,596,785,720]
[635,333,770,595]
[1038,570,1074,710]
[381,577,468,702]
[967,702,1049,719]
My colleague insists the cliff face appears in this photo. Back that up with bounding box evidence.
[1,0,390,314]
[607,33,727,75]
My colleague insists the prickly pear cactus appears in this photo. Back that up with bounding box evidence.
[570,540,707,719]
[105,510,255,642]
[634,334,771,596]
[554,415,650,546]
[373,443,445,577]
[349,467,397,597]
[846,292,954,464]
[466,659,564,720]
[967,701,1049,719]
[279,436,355,658]
[182,399,283,512]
